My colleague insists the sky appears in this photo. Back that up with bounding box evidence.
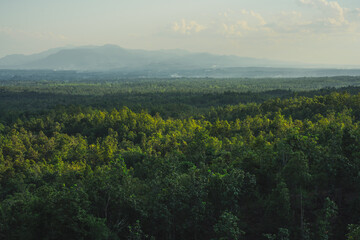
[1,0,360,65]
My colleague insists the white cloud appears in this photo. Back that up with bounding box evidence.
[172,20,206,35]
[220,10,270,37]
[237,21,253,31]
[262,0,360,36]
[222,23,243,36]
[269,11,308,34]
[298,0,348,26]
[170,3,359,41]
[236,9,267,26]
[250,11,267,26]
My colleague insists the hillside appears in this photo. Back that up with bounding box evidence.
[0,45,299,71]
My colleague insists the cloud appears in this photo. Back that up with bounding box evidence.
[169,2,359,41]
[353,8,360,17]
[250,11,267,26]
[222,23,243,36]
[172,20,206,35]
[264,0,360,36]
[220,10,270,37]
[236,9,267,26]
[298,0,348,26]
[268,11,308,34]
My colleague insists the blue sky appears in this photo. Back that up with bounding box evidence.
[1,0,360,65]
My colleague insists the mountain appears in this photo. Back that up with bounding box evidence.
[0,45,297,71]
[0,47,70,67]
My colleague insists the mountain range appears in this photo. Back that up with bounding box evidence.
[0,44,303,71]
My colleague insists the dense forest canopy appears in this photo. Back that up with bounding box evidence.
[0,73,360,239]
[1,73,360,121]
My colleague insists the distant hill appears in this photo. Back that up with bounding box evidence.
[0,47,69,67]
[0,44,300,71]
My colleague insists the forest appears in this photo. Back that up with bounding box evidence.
[0,73,360,239]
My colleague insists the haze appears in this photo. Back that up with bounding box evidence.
[1,0,360,65]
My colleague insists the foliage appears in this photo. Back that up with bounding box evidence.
[0,75,360,239]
